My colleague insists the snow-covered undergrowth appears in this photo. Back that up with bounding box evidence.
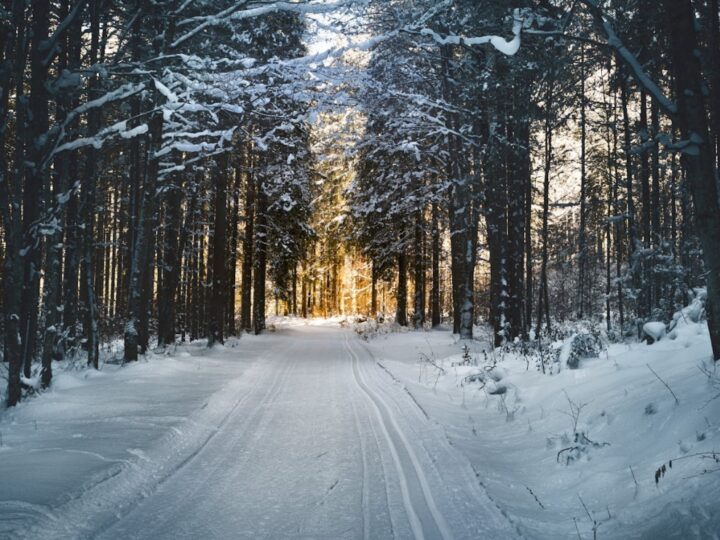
[354,317,412,340]
[364,309,720,538]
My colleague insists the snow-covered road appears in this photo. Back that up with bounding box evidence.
[7,326,515,540]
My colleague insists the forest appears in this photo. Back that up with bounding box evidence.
[2,1,720,537]
[2,0,719,405]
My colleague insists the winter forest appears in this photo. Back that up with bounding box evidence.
[2,0,720,538]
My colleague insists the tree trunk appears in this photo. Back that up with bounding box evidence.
[431,202,441,327]
[639,90,652,320]
[371,262,378,318]
[82,0,102,369]
[124,106,163,361]
[241,159,254,332]
[650,98,661,313]
[524,150,533,334]
[619,67,639,318]
[577,45,588,319]
[209,156,228,347]
[413,210,425,328]
[227,167,241,334]
[157,176,186,346]
[508,97,529,340]
[396,252,408,326]
[709,0,720,170]
[665,0,720,360]
[21,0,52,377]
[253,175,267,334]
[536,78,554,337]
[2,0,29,405]
[41,0,75,386]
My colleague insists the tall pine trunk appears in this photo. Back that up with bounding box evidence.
[665,0,720,360]
[241,158,254,332]
[536,77,554,337]
[209,156,228,346]
[253,175,267,334]
[431,202,441,327]
[413,210,425,328]
[21,0,52,377]
[2,0,29,405]
[396,252,408,327]
[157,176,186,347]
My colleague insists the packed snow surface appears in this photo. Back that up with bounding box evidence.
[1,316,719,539]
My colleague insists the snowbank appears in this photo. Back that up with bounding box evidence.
[363,312,720,538]
[0,337,270,538]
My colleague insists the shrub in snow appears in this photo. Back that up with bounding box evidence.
[642,321,667,344]
[559,332,603,370]
[556,431,610,465]
[668,288,707,332]
[455,344,473,366]
[354,318,408,340]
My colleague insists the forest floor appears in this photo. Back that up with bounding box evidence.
[1,316,719,539]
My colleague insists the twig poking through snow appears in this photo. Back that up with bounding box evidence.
[646,364,680,405]
[573,518,582,540]
[578,494,600,539]
[629,465,639,495]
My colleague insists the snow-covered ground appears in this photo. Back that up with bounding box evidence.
[1,313,718,539]
[0,336,264,538]
[361,316,720,539]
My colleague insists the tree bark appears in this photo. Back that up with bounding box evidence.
[577,45,588,319]
[20,0,52,377]
[431,202,441,327]
[82,0,102,369]
[124,103,163,361]
[157,175,187,346]
[536,77,554,337]
[227,167,241,334]
[665,0,720,360]
[209,155,228,346]
[253,174,267,334]
[396,252,408,327]
[413,210,425,328]
[241,157,254,332]
[2,0,29,405]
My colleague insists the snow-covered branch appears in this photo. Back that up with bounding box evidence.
[416,9,525,56]
[172,0,369,48]
[578,0,677,115]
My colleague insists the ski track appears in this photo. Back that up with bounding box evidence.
[345,331,453,540]
[353,338,520,538]
[6,326,516,540]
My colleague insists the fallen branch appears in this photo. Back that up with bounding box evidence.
[557,446,581,463]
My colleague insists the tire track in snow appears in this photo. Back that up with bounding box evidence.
[344,331,454,540]
[23,353,291,540]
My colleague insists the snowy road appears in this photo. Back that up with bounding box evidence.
[14,326,515,539]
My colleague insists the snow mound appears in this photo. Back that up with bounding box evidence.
[643,321,666,344]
